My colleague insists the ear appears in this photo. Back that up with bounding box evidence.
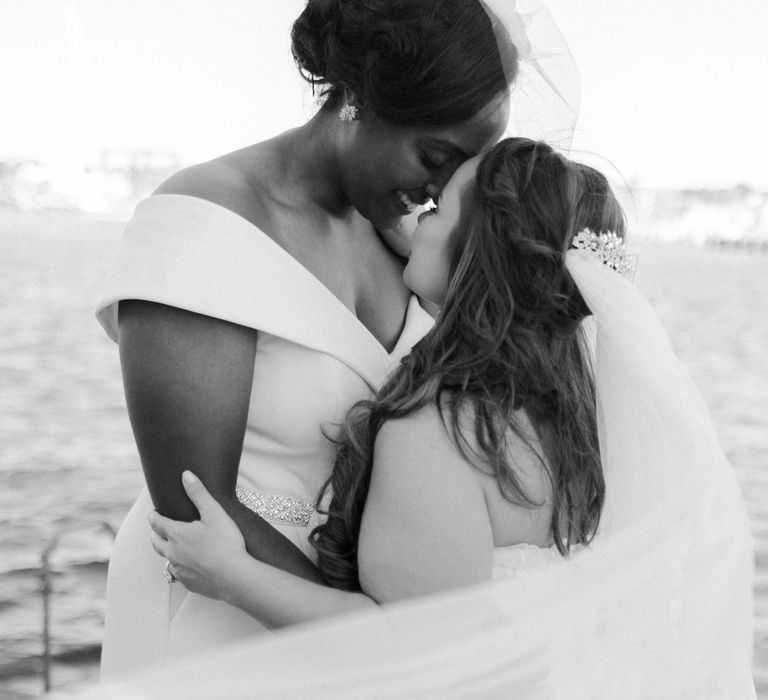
[342,86,362,109]
[338,86,363,121]
[339,88,361,122]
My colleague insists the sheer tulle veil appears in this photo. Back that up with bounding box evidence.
[479,0,582,149]
[87,248,755,699]
[83,1,754,696]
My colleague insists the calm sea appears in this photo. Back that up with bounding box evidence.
[1,211,766,697]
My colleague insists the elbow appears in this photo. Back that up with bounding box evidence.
[147,481,199,522]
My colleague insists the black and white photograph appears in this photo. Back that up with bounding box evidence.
[1,0,766,697]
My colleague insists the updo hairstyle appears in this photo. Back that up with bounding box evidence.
[291,0,512,125]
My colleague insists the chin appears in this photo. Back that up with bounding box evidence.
[402,265,424,298]
[402,263,414,290]
[365,197,406,231]
[370,211,403,232]
[378,226,413,258]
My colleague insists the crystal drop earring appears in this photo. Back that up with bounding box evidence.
[338,103,359,122]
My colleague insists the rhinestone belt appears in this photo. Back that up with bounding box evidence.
[235,486,316,527]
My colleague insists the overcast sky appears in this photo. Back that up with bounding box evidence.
[2,0,767,188]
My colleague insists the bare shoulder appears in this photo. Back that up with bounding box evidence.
[452,402,554,547]
[374,400,553,548]
[375,403,549,494]
[153,148,270,227]
[371,403,486,509]
[359,403,493,600]
[374,403,472,477]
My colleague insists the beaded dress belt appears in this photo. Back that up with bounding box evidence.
[235,487,316,527]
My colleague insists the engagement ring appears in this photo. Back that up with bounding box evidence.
[163,560,177,584]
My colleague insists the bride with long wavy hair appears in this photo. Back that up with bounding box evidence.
[152,138,625,607]
[143,136,754,696]
[313,138,623,590]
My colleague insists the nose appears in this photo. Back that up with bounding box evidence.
[426,167,456,200]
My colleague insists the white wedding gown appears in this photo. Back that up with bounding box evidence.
[95,194,434,682]
[88,247,754,698]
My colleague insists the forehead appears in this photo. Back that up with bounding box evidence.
[418,91,509,158]
[443,156,482,200]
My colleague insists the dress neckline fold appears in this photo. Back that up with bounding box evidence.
[152,194,417,363]
[96,194,435,389]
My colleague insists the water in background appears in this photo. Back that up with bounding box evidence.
[0,211,766,697]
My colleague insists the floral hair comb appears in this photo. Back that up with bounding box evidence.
[572,228,637,280]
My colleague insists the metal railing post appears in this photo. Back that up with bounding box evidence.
[40,520,116,694]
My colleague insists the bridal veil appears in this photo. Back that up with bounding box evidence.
[84,2,754,696]
[87,243,754,699]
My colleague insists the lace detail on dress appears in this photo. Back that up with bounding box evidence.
[491,544,561,580]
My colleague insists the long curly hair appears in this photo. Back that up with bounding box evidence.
[311,138,627,591]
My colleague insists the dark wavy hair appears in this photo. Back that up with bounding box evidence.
[291,0,512,125]
[311,138,627,591]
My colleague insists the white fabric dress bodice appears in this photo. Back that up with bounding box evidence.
[95,194,434,681]
[89,212,755,699]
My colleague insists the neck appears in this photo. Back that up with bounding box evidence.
[282,107,354,218]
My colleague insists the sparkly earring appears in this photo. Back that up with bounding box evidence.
[338,103,359,122]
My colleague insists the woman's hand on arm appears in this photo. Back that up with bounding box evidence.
[118,300,322,582]
[149,473,377,628]
[149,471,246,599]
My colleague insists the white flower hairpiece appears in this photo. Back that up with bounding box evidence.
[572,228,637,280]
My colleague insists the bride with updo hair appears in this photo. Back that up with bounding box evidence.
[95,1,753,694]
[291,0,514,127]
[97,0,513,679]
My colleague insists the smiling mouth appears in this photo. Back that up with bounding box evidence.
[397,191,418,213]
[397,190,432,214]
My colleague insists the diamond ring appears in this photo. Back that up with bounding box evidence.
[164,560,177,584]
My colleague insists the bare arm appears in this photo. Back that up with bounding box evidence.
[357,407,495,602]
[149,473,376,628]
[118,299,322,583]
[146,405,495,625]
[220,553,375,627]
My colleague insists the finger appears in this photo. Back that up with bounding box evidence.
[147,510,176,540]
[150,531,168,558]
[181,471,223,521]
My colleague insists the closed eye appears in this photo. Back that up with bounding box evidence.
[420,150,451,172]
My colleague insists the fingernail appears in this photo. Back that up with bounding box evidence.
[182,471,197,484]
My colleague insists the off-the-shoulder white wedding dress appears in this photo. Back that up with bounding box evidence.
[95,194,434,682]
[89,245,755,699]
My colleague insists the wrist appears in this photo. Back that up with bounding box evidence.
[218,551,249,608]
